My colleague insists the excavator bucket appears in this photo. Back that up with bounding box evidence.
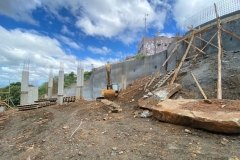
[103,89,116,99]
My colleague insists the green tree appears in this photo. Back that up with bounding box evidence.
[84,71,92,81]
[38,70,92,97]
[0,82,21,106]
[64,72,77,87]
[9,82,21,106]
[38,82,47,98]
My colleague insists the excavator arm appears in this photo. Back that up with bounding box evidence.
[97,62,119,100]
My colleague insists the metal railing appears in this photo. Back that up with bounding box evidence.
[181,0,240,30]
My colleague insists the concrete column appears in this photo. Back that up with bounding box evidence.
[121,75,126,90]
[20,71,29,105]
[76,68,84,100]
[48,75,53,98]
[33,86,38,103]
[28,87,33,104]
[27,86,38,104]
[58,70,64,105]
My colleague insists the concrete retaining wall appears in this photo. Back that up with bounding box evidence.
[65,11,240,100]
[82,51,168,99]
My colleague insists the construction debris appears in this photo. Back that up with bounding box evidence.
[101,99,122,113]
[63,96,76,103]
[140,110,152,118]
[138,83,182,110]
[152,69,175,89]
[152,83,182,101]
[18,98,57,111]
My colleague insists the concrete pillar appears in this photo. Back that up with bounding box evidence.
[28,87,33,104]
[27,86,38,104]
[121,75,126,90]
[48,75,53,98]
[20,71,29,105]
[32,86,38,103]
[76,68,84,100]
[58,70,64,105]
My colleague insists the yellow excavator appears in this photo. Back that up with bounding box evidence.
[97,62,119,99]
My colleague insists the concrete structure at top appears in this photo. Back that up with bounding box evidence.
[76,62,84,100]
[20,70,29,105]
[58,63,64,105]
[48,67,53,98]
[138,36,177,55]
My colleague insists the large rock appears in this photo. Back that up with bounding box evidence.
[152,99,240,134]
[152,83,182,101]
[101,99,122,113]
[138,83,182,110]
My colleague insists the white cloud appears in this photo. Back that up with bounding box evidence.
[61,25,75,36]
[0,0,171,44]
[54,34,82,50]
[0,0,41,25]
[74,0,164,43]
[1,67,18,73]
[172,0,218,29]
[0,26,106,85]
[160,32,175,38]
[87,46,111,55]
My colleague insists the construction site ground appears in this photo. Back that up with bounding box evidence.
[0,51,240,159]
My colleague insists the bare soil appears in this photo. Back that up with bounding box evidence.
[181,99,240,112]
[0,100,239,160]
[0,51,240,159]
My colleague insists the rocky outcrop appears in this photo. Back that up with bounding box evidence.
[152,99,240,134]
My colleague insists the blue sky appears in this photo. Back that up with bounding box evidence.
[0,0,219,86]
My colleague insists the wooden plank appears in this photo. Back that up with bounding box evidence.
[191,72,207,99]
[196,33,222,51]
[214,3,222,99]
[170,36,194,84]
[202,31,218,51]
[147,43,180,87]
[199,26,202,50]
[221,27,240,41]
[183,39,205,54]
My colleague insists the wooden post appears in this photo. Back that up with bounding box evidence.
[193,34,196,53]
[196,33,223,51]
[183,39,205,54]
[147,43,180,87]
[191,72,207,99]
[170,36,194,84]
[199,26,202,50]
[201,31,218,51]
[214,3,222,99]
[221,27,240,41]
